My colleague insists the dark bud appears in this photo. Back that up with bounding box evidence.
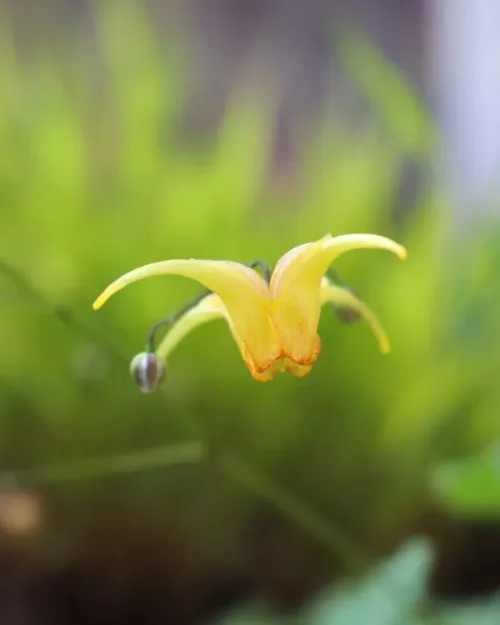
[333,287,361,325]
[130,352,166,393]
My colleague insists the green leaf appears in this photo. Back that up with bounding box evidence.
[435,599,500,625]
[306,538,434,625]
[432,442,500,519]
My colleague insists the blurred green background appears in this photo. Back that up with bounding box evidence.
[1,1,500,623]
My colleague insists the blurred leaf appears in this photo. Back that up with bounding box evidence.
[336,29,433,157]
[305,538,434,624]
[432,442,500,519]
[433,599,500,625]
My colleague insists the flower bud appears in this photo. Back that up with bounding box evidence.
[130,352,166,393]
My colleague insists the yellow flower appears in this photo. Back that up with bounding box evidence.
[93,233,406,382]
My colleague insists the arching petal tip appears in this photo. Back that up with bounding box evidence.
[397,246,408,261]
[321,234,408,263]
[380,340,391,355]
[92,297,103,311]
[92,279,128,310]
[92,291,111,311]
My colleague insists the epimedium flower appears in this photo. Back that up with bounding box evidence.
[93,233,406,385]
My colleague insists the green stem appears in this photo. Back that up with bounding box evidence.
[17,442,204,486]
[0,259,130,362]
[218,453,369,573]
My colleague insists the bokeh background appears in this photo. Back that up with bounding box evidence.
[2,1,500,623]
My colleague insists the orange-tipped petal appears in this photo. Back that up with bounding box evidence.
[93,259,281,372]
[283,358,314,378]
[249,359,285,382]
[158,294,287,381]
[270,233,405,363]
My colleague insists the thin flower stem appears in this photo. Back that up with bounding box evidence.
[16,442,204,486]
[218,453,369,574]
[146,289,211,352]
[0,259,129,362]
[248,260,272,283]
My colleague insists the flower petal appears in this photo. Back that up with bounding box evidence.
[156,294,228,360]
[270,233,406,297]
[283,358,313,378]
[320,277,390,353]
[93,259,280,372]
[93,259,269,309]
[270,233,405,363]
[269,235,331,296]
[157,294,286,382]
[250,359,285,383]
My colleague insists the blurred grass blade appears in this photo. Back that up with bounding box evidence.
[306,538,434,625]
[336,28,433,156]
[18,442,204,485]
[435,600,500,625]
[220,453,368,573]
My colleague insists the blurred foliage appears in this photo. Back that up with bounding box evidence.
[1,0,500,622]
[212,539,500,624]
[433,443,500,520]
